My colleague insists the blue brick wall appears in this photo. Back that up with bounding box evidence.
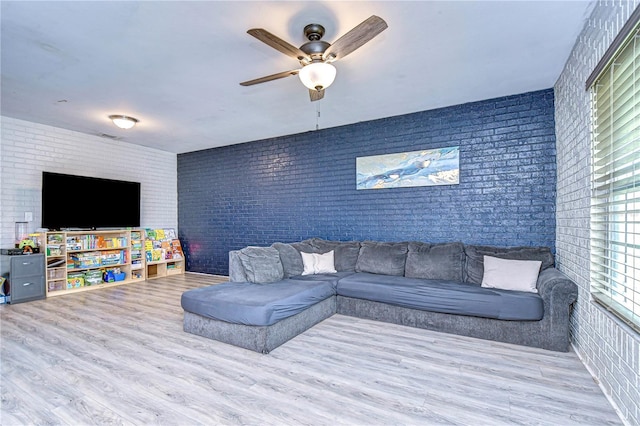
[178,89,556,275]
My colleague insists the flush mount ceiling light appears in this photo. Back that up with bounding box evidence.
[298,62,337,91]
[109,114,139,129]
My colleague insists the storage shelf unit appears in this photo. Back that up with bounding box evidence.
[144,228,185,280]
[146,259,185,279]
[44,232,66,293]
[130,230,145,280]
[37,229,146,297]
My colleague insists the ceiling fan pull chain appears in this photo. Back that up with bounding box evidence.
[316,104,321,130]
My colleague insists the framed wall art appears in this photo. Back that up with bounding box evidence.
[356,146,459,190]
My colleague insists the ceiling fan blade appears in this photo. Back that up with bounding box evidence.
[240,69,300,86]
[247,28,309,62]
[309,89,325,102]
[323,15,388,62]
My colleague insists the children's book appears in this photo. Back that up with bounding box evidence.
[151,249,162,262]
[171,240,184,259]
[145,229,156,240]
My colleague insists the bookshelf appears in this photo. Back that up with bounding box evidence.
[143,228,185,279]
[37,229,145,297]
[130,230,145,280]
[44,232,66,292]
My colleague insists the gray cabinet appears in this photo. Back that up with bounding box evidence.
[1,254,46,304]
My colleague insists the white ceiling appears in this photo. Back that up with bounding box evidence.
[1,1,594,154]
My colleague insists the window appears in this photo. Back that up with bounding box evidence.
[590,21,640,332]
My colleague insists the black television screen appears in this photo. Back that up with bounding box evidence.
[42,172,141,230]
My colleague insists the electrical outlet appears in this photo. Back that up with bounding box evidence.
[25,211,33,222]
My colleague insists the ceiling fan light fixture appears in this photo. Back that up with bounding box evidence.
[298,62,336,91]
[109,114,139,129]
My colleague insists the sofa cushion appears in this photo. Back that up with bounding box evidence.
[405,242,465,281]
[271,242,304,278]
[291,240,316,254]
[337,272,543,321]
[181,279,336,326]
[355,241,408,276]
[464,245,554,285]
[228,250,249,282]
[301,251,337,275]
[307,238,361,272]
[481,256,542,293]
[237,246,284,284]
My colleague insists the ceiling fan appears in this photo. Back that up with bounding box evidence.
[240,15,388,102]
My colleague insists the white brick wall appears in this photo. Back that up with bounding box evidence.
[555,1,640,425]
[0,116,177,247]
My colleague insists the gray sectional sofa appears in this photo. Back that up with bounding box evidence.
[181,239,578,354]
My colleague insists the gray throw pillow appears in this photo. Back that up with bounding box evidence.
[463,245,554,285]
[237,246,284,284]
[307,238,361,272]
[405,242,465,281]
[291,240,317,254]
[271,242,304,278]
[355,241,408,276]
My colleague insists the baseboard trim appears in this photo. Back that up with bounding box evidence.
[571,342,627,425]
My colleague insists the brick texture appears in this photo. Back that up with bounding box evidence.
[178,89,557,275]
[555,1,640,424]
[0,116,178,247]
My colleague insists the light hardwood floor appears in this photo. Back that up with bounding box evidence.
[1,273,621,425]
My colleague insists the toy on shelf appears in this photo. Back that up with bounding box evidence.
[19,239,37,254]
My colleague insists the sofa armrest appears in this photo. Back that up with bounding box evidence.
[228,250,248,283]
[536,267,578,314]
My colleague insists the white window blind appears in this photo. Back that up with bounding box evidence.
[590,25,640,332]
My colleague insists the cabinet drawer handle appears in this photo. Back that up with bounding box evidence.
[23,282,32,286]
[22,262,32,265]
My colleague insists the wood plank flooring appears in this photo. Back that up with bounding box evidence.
[1,273,621,425]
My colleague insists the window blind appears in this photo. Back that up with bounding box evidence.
[590,25,640,332]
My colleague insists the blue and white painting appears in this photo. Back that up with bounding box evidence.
[356,146,459,190]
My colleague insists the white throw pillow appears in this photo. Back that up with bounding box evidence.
[300,251,337,275]
[481,255,542,293]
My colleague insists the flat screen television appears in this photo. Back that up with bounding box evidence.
[42,172,141,230]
